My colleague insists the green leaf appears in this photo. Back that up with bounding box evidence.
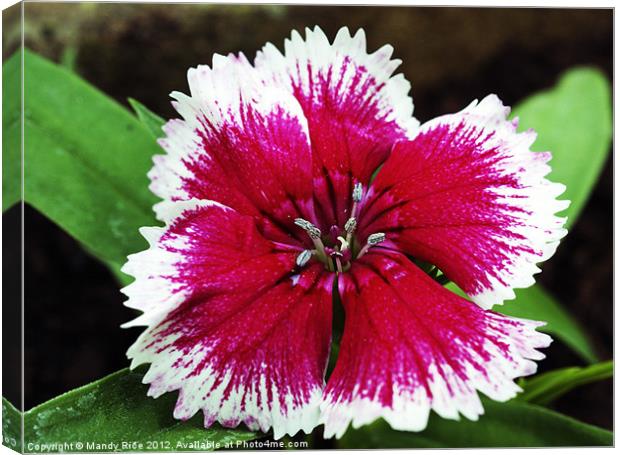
[60,47,78,73]
[512,67,612,229]
[2,397,22,452]
[500,286,598,363]
[338,399,612,448]
[518,360,613,406]
[128,98,165,140]
[446,282,597,363]
[2,50,21,211]
[3,49,161,273]
[6,369,257,452]
[470,69,612,363]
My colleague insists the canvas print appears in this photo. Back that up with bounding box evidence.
[1,2,613,452]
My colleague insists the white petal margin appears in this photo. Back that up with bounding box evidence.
[120,199,224,328]
[125,263,332,439]
[149,51,311,221]
[320,315,552,439]
[127,332,324,440]
[423,95,569,309]
[122,199,331,439]
[255,25,420,137]
[320,254,552,439]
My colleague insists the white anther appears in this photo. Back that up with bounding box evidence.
[296,249,313,267]
[293,218,327,262]
[294,218,321,239]
[344,217,357,234]
[294,218,312,230]
[352,182,363,202]
[367,232,386,246]
[357,232,387,259]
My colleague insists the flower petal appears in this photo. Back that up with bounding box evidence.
[359,95,569,309]
[256,26,419,227]
[321,251,551,439]
[151,52,316,241]
[123,200,334,438]
[121,199,297,328]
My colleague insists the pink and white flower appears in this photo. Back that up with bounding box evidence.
[122,26,567,439]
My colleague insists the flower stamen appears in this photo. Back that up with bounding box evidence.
[367,232,386,245]
[294,218,328,262]
[337,236,350,251]
[344,217,357,244]
[294,218,321,239]
[357,232,386,258]
[345,183,363,244]
[295,249,313,267]
[352,182,363,204]
[335,256,344,273]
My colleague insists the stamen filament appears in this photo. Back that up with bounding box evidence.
[346,183,363,244]
[335,257,343,273]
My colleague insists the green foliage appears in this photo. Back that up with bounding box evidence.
[128,98,165,139]
[2,50,21,211]
[2,49,160,277]
[500,286,598,363]
[512,67,612,228]
[338,399,612,448]
[446,282,597,363]
[457,67,613,364]
[2,369,257,452]
[2,398,21,452]
[518,361,613,406]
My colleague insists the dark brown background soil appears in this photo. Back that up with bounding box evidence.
[2,3,613,438]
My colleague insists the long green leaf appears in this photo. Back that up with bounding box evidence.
[338,399,612,448]
[499,286,598,363]
[128,98,165,140]
[512,67,612,228]
[518,361,613,406]
[461,67,613,363]
[2,398,22,452]
[1,50,252,451]
[2,49,21,211]
[3,49,160,272]
[446,282,597,363]
[3,369,257,452]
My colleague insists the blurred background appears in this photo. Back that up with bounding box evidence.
[2,2,613,435]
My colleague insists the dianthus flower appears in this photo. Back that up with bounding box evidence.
[122,26,568,439]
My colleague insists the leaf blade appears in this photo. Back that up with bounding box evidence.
[2,397,22,452]
[13,369,257,452]
[518,361,613,405]
[128,98,165,140]
[500,286,598,363]
[2,50,22,211]
[479,68,612,363]
[512,67,612,229]
[338,399,613,448]
[2,49,163,273]
[446,282,597,363]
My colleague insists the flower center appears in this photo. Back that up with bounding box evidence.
[294,183,385,273]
